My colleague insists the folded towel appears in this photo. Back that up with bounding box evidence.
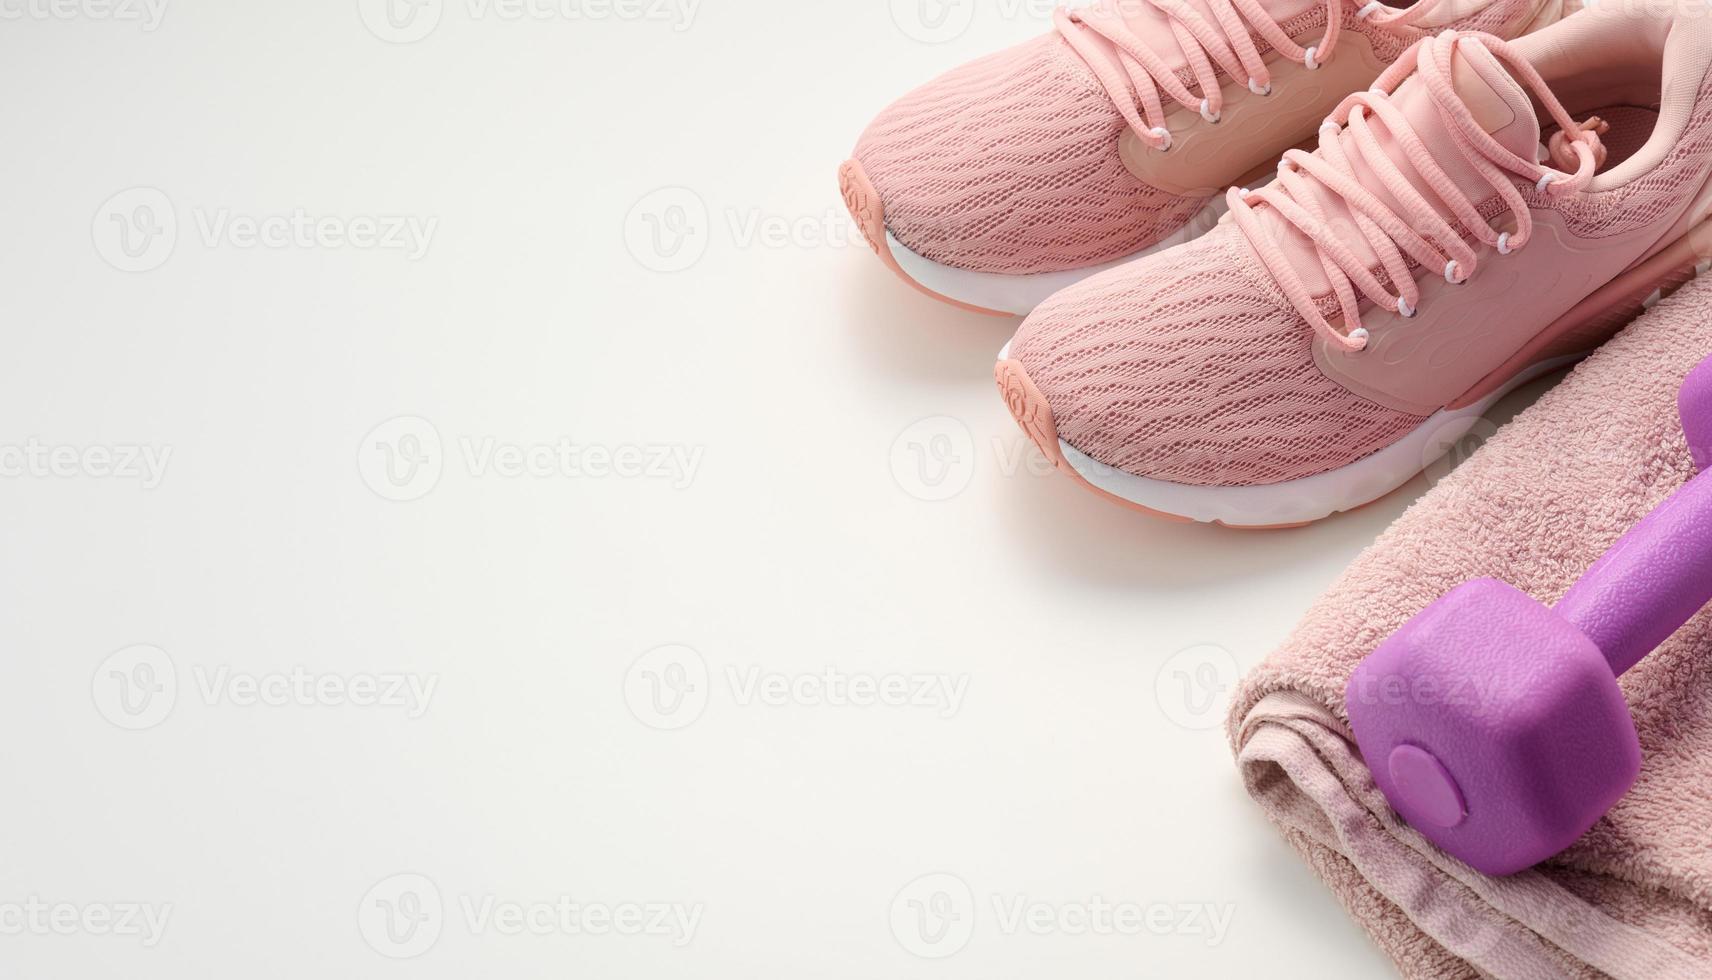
[1228,279,1712,979]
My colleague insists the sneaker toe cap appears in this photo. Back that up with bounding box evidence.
[1007,228,1426,487]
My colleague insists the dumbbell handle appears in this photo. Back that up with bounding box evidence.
[1556,467,1712,676]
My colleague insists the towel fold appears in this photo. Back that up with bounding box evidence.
[1228,280,1712,979]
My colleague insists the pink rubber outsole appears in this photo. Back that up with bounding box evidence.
[838,159,1013,317]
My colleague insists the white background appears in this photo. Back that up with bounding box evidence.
[0,1,1558,976]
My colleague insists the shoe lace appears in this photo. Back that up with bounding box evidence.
[1227,31,1606,352]
[1055,0,1443,151]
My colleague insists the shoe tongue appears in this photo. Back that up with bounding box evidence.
[1263,36,1544,295]
[1438,37,1542,166]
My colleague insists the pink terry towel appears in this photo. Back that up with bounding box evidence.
[1229,279,1712,979]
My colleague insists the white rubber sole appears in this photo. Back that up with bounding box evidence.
[887,195,1230,317]
[1047,356,1579,527]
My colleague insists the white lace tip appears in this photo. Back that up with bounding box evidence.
[1356,1,1382,18]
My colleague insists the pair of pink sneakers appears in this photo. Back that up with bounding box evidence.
[842,2,1712,527]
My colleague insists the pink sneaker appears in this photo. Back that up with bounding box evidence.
[839,0,1565,316]
[995,9,1712,527]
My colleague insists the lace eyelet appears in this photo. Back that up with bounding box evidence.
[1199,98,1221,124]
[1148,126,1173,152]
[1444,260,1469,285]
[1496,232,1516,256]
[1248,77,1272,97]
[1349,327,1371,349]
[1304,44,1324,71]
[1397,296,1418,319]
[1535,172,1557,194]
[1356,1,1383,18]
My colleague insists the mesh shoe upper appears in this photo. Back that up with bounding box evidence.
[1551,73,1712,240]
[852,35,1206,277]
[1008,225,1426,487]
[852,0,1546,276]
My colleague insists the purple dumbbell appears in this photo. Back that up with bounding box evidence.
[1346,354,1712,876]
